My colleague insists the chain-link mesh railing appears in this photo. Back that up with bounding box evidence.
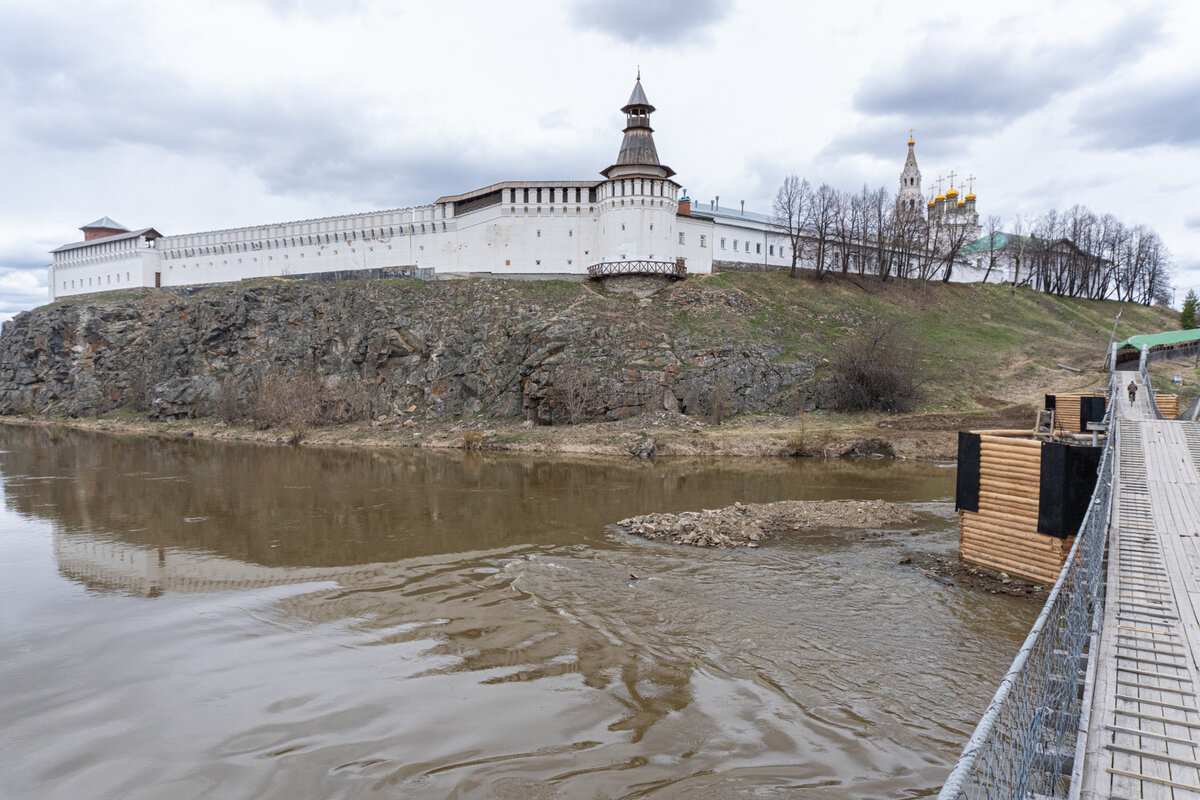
[939,394,1115,800]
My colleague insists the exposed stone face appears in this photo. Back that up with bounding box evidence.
[0,280,815,423]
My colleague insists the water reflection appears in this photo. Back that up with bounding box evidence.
[0,424,1029,799]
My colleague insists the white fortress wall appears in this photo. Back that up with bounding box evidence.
[436,184,603,275]
[51,233,159,299]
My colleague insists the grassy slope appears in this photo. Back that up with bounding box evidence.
[688,272,1177,413]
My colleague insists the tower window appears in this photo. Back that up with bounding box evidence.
[679,232,685,245]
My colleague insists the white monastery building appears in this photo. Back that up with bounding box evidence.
[47,78,994,300]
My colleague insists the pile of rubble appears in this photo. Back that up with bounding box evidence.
[615,499,917,549]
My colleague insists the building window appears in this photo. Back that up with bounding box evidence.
[679,232,685,245]
[523,188,530,203]
[721,238,726,249]
[537,229,541,238]
[568,229,573,237]
[733,239,738,251]
[769,245,775,256]
[756,243,761,254]
[700,235,706,248]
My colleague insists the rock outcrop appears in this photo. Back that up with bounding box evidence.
[0,279,815,423]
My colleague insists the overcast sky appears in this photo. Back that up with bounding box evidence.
[2,0,1198,321]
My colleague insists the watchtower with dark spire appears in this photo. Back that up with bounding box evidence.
[601,74,675,180]
[592,74,683,275]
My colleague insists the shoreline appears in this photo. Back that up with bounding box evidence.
[0,407,991,460]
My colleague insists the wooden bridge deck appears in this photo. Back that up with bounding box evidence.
[1082,372,1200,798]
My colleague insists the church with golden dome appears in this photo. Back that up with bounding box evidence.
[898,134,982,243]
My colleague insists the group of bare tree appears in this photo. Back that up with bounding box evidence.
[771,177,1173,305]
[1005,206,1172,305]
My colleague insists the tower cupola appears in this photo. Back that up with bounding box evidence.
[601,74,674,179]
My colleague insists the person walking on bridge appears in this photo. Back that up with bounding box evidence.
[1128,380,1138,404]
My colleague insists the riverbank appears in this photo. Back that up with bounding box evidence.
[0,400,1039,460]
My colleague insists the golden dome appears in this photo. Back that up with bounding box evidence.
[965,193,976,201]
[927,199,936,206]
[935,194,945,202]
[945,188,959,198]
[957,200,966,207]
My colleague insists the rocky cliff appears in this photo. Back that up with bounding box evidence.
[0,278,813,424]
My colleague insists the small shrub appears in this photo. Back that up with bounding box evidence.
[250,369,321,442]
[461,428,485,450]
[708,374,735,425]
[824,322,919,412]
[552,365,601,424]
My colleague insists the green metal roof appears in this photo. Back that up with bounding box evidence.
[960,232,1031,254]
[1115,329,1200,351]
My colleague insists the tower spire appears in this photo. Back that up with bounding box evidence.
[600,74,674,179]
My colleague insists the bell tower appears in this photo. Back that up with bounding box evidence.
[898,131,923,217]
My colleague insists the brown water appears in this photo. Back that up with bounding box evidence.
[0,426,1035,799]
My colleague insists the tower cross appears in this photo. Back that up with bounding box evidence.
[936,176,944,195]
[909,128,914,139]
[967,174,976,194]
[946,169,957,189]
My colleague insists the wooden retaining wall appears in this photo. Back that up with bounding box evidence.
[1155,393,1179,419]
[1048,393,1098,434]
[958,435,1074,584]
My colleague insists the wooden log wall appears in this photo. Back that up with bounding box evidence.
[1155,393,1179,419]
[1049,393,1103,434]
[959,434,1073,584]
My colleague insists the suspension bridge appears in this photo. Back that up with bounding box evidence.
[941,331,1200,799]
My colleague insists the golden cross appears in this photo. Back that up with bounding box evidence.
[967,174,976,194]
[936,176,944,195]
[927,181,937,197]
[909,127,914,139]
[946,169,957,189]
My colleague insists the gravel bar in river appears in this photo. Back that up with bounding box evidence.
[616,499,918,549]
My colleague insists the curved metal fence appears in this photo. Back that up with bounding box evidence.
[586,260,686,279]
[939,384,1115,800]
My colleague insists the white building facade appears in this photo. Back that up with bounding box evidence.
[47,80,991,301]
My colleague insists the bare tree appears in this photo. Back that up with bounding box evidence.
[772,175,811,278]
[810,183,838,278]
[981,215,1003,284]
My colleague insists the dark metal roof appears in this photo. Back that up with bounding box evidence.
[621,79,654,113]
[434,180,602,205]
[51,227,162,254]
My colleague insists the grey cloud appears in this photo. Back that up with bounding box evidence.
[569,0,729,46]
[819,117,978,165]
[0,11,601,214]
[852,12,1161,124]
[1072,80,1200,150]
[1187,215,1200,232]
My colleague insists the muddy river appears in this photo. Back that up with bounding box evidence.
[0,426,1035,799]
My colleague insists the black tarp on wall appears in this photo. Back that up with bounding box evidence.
[1081,396,1107,429]
[1037,442,1102,537]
